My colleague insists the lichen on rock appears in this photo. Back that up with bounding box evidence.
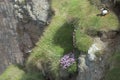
[32,0,50,22]
[88,38,106,61]
[13,0,50,23]
[77,37,109,80]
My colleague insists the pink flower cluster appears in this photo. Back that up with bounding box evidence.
[60,52,75,69]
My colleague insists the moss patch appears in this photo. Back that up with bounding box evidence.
[0,65,44,80]
[105,52,120,80]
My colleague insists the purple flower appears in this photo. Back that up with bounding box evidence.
[63,65,67,69]
[65,63,71,67]
[69,58,75,62]
[60,52,75,69]
[64,55,69,59]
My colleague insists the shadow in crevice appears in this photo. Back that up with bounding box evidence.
[105,1,120,51]
[112,1,120,20]
[52,18,79,80]
[53,18,79,54]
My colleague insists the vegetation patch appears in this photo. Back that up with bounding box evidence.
[105,52,120,80]
[0,0,119,80]
[75,0,119,52]
[0,65,44,80]
[105,67,120,80]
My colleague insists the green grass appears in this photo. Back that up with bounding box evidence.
[105,52,120,80]
[105,67,120,80]
[0,65,25,80]
[75,32,93,52]
[0,65,44,80]
[25,0,119,78]
[74,0,119,52]
[27,16,75,79]
[0,0,119,80]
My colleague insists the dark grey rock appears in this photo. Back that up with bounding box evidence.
[0,0,50,74]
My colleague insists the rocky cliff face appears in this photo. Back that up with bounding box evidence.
[76,29,120,80]
[0,0,51,74]
[77,37,109,80]
[76,1,120,80]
